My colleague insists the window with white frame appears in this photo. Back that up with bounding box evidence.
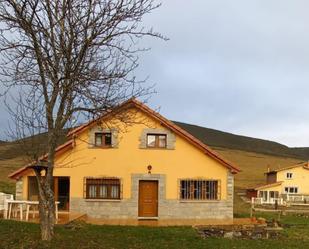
[284,187,298,194]
[259,191,268,201]
[286,172,293,179]
[269,191,279,199]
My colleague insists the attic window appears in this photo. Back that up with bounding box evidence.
[147,134,167,148]
[95,132,112,147]
[286,173,293,179]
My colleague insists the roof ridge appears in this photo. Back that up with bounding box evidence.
[267,161,308,174]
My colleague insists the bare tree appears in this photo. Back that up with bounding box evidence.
[0,0,164,240]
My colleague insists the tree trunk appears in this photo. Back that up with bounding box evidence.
[39,182,55,241]
[37,138,57,241]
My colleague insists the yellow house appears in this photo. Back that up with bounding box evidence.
[255,162,309,204]
[9,99,240,220]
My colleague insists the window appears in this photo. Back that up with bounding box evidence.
[270,191,279,199]
[95,132,112,147]
[286,172,293,179]
[146,134,167,148]
[180,180,220,200]
[86,178,120,199]
[259,191,268,201]
[285,187,298,194]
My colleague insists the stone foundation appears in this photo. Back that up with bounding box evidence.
[70,172,234,220]
[15,179,23,200]
[70,198,233,220]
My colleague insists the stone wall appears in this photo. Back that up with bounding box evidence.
[15,179,23,200]
[70,172,234,220]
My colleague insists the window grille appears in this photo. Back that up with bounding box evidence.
[84,178,121,199]
[180,179,220,200]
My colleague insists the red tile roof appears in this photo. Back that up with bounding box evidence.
[9,99,240,179]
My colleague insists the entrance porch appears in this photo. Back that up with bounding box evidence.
[28,176,70,211]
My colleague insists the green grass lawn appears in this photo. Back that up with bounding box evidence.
[0,181,15,194]
[1,213,309,249]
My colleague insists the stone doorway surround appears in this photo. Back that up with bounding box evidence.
[131,174,166,219]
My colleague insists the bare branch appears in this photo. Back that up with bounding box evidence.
[0,0,165,241]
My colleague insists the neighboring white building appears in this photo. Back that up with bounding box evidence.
[254,162,309,204]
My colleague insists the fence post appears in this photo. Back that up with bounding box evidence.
[250,198,255,218]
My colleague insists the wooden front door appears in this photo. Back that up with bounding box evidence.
[138,181,158,217]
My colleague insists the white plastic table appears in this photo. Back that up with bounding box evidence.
[25,201,60,221]
[7,200,25,220]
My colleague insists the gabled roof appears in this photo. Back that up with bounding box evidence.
[255,181,283,190]
[67,98,240,173]
[266,161,309,175]
[9,99,240,179]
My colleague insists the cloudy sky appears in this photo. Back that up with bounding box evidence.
[1,0,309,147]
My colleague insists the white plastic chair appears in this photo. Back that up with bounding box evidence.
[0,192,14,219]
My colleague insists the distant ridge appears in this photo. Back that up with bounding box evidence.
[173,121,309,160]
[1,121,309,161]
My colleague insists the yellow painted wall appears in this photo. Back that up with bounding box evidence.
[21,107,230,200]
[257,185,281,193]
[276,167,309,195]
[258,167,309,195]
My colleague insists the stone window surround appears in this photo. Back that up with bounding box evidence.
[66,171,234,219]
[83,176,124,200]
[88,126,119,148]
[81,173,231,203]
[139,128,176,150]
[177,178,222,202]
[131,172,233,219]
[88,127,175,150]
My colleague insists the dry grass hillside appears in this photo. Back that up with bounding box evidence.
[212,147,301,189]
[0,122,306,194]
[0,143,28,193]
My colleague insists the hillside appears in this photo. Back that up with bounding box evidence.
[2,121,308,161]
[0,121,308,194]
[0,130,68,161]
[174,121,309,160]
[213,147,301,189]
